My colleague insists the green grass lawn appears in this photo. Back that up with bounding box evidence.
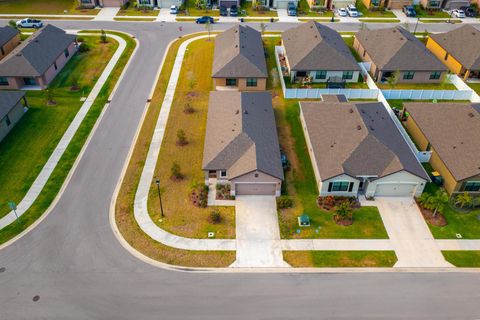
[378,82,457,90]
[387,99,470,110]
[414,5,450,18]
[358,18,400,22]
[0,0,99,15]
[0,32,134,245]
[468,82,480,95]
[116,6,159,16]
[356,1,396,17]
[443,251,480,267]
[420,19,462,23]
[240,2,278,17]
[296,0,327,17]
[284,251,397,267]
[178,1,220,16]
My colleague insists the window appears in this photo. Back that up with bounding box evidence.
[81,0,92,3]
[444,52,449,61]
[1,47,4,56]
[315,71,327,80]
[23,77,36,86]
[328,181,352,192]
[64,48,69,58]
[139,0,151,4]
[5,115,11,126]
[226,78,237,86]
[54,62,58,70]
[246,78,257,87]
[464,181,480,192]
[403,71,415,80]
[220,170,227,177]
[430,71,441,80]
[0,76,8,86]
[342,71,354,80]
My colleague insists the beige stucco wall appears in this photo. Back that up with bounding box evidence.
[0,33,21,60]
[214,77,267,91]
[0,100,26,142]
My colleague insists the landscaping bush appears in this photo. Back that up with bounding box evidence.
[183,103,195,114]
[100,30,108,44]
[76,36,85,43]
[170,162,183,181]
[215,184,234,200]
[416,191,448,226]
[190,183,208,208]
[209,209,222,224]
[176,129,188,146]
[333,201,353,226]
[78,42,91,53]
[317,195,358,211]
[277,196,294,209]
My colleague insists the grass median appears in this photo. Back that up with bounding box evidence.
[284,251,397,267]
[0,0,99,15]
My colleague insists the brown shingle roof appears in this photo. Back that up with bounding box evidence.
[212,25,267,79]
[430,25,480,70]
[355,26,446,72]
[404,102,480,181]
[202,91,283,180]
[300,100,428,181]
[282,21,360,72]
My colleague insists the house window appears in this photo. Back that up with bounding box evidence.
[81,0,92,3]
[342,71,354,80]
[226,78,237,86]
[328,181,352,192]
[23,77,36,86]
[1,47,4,56]
[403,71,415,80]
[54,62,58,70]
[64,48,69,58]
[5,115,11,126]
[464,181,480,192]
[139,0,151,4]
[220,170,227,177]
[430,71,441,80]
[444,53,449,61]
[429,0,440,6]
[246,78,257,87]
[0,76,8,86]
[315,71,327,80]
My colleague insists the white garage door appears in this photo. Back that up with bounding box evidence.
[101,0,127,7]
[374,183,417,197]
[235,183,276,196]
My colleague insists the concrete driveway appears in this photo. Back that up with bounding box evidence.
[376,197,452,268]
[231,196,289,267]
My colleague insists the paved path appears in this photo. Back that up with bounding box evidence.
[0,33,126,230]
[277,9,298,22]
[282,239,393,250]
[232,196,288,267]
[94,7,120,21]
[157,9,176,22]
[376,197,452,268]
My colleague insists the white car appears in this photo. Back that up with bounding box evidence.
[346,5,359,17]
[452,9,465,18]
[16,18,43,28]
[170,5,178,14]
[337,8,348,17]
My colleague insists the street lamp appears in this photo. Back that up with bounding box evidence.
[155,179,164,218]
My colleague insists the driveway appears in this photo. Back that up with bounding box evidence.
[231,196,289,267]
[277,9,299,22]
[376,197,452,268]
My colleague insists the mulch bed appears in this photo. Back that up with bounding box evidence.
[417,203,447,227]
[333,214,353,226]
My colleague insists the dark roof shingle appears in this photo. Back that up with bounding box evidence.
[0,26,19,48]
[0,91,25,120]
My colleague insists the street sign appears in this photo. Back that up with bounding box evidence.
[8,201,16,211]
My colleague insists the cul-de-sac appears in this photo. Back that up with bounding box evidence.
[0,0,479,318]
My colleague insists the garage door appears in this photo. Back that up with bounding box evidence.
[275,0,290,9]
[374,183,417,197]
[101,0,126,7]
[235,183,276,196]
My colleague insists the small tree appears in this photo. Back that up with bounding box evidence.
[45,88,56,106]
[455,192,473,209]
[387,70,400,89]
[183,102,195,114]
[209,209,222,224]
[100,29,108,44]
[205,19,212,41]
[430,190,448,217]
[176,129,188,146]
[335,201,353,221]
[441,71,452,89]
[170,162,183,180]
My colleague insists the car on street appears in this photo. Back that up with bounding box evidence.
[346,5,358,17]
[287,2,297,16]
[402,5,416,17]
[460,6,477,17]
[195,16,215,24]
[219,6,227,16]
[170,5,178,14]
[451,9,465,18]
[230,5,238,16]
[16,18,43,28]
[337,8,347,17]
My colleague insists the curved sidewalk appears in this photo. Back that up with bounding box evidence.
[0,33,126,230]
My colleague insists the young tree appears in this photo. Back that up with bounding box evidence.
[176,129,188,146]
[455,192,473,209]
[430,190,448,217]
[205,19,212,41]
[170,162,183,180]
[183,102,195,114]
[387,70,400,89]
[45,88,56,106]
[100,29,107,44]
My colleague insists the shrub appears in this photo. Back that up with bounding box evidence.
[78,42,90,53]
[209,209,222,224]
[100,29,108,44]
[76,36,85,43]
[170,162,183,180]
[190,183,208,208]
[176,129,188,146]
[216,184,234,200]
[183,103,195,114]
[8,20,17,29]
[277,196,293,209]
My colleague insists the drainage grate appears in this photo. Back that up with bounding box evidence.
[0,267,5,273]
[32,295,40,302]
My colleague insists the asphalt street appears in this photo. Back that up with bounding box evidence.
[0,20,479,319]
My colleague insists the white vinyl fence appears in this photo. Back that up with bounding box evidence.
[381,89,472,100]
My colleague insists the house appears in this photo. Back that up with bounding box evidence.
[354,26,447,83]
[360,0,412,9]
[281,21,361,85]
[426,25,480,81]
[0,26,21,60]
[440,0,470,9]
[202,91,283,196]
[218,0,240,8]
[0,25,77,90]
[404,102,480,195]
[419,0,442,9]
[79,0,182,8]
[212,25,268,91]
[256,0,299,9]
[299,95,428,197]
[0,91,28,142]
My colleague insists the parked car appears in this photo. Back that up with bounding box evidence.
[402,5,416,17]
[460,6,477,17]
[195,16,215,24]
[452,9,465,18]
[230,5,238,16]
[16,18,43,28]
[337,8,347,17]
[219,6,228,16]
[170,5,178,14]
[287,2,297,16]
[346,5,358,17]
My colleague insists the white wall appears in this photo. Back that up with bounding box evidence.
[291,70,360,83]
[320,174,360,196]
[365,171,427,198]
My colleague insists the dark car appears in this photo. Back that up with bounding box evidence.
[460,6,477,17]
[287,2,297,16]
[230,5,238,16]
[402,5,416,17]
[219,6,227,16]
[195,16,215,24]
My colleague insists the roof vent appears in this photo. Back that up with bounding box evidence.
[330,144,334,148]
[369,126,375,131]
[357,125,361,130]
[244,110,248,114]
[453,145,456,149]
[468,112,474,118]
[361,109,365,114]
[349,109,354,113]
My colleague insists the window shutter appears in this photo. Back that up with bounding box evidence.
[328,182,332,192]
[348,182,354,192]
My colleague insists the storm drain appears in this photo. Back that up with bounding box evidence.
[0,267,5,273]
[32,295,40,302]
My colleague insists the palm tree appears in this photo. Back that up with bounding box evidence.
[455,192,473,209]
[430,190,448,217]
[335,201,352,221]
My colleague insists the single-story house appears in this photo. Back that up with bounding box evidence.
[0,26,21,60]
[419,0,441,9]
[0,91,28,143]
[440,0,470,9]
[404,102,480,195]
[202,91,283,196]
[257,0,299,9]
[218,0,240,8]
[281,21,361,85]
[79,0,182,8]
[0,25,77,90]
[426,25,480,81]
[360,0,412,9]
[299,95,428,197]
[212,25,268,91]
[354,26,447,84]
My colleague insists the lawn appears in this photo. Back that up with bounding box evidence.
[116,6,159,16]
[284,76,369,89]
[115,32,235,267]
[0,0,99,15]
[414,5,450,18]
[264,38,389,240]
[387,99,471,110]
[178,1,220,16]
[114,17,156,21]
[284,251,397,267]
[356,1,396,17]
[0,32,134,245]
[358,18,400,22]
[468,82,480,95]
[240,2,278,17]
[443,251,480,267]
[378,82,457,90]
[0,36,117,219]
[420,19,462,23]
[147,38,235,239]
[296,0,326,17]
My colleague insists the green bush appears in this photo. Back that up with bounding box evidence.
[277,196,294,209]
[209,209,222,224]
[78,42,90,53]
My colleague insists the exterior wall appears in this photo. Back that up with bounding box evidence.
[331,0,355,7]
[230,171,282,196]
[308,0,330,7]
[0,77,22,90]
[320,174,360,196]
[99,0,129,6]
[404,115,430,150]
[426,37,464,75]
[214,77,267,91]
[366,171,426,198]
[42,41,77,86]
[219,0,240,7]
[354,37,380,80]
[420,0,441,8]
[300,106,323,190]
[0,100,25,142]
[273,0,298,8]
[290,70,360,83]
[0,33,21,60]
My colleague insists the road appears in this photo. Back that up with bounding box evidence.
[0,20,479,319]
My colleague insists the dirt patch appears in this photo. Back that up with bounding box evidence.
[333,214,353,226]
[417,201,447,227]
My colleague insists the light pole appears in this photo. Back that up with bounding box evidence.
[413,17,420,34]
[155,179,164,218]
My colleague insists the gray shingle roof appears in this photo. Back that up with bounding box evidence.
[0,91,25,120]
[355,26,446,71]
[212,25,268,78]
[300,99,428,181]
[430,25,480,70]
[0,25,76,77]
[282,21,360,72]
[404,102,480,181]
[0,26,19,48]
[202,91,283,180]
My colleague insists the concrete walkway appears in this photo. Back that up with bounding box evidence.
[157,9,176,22]
[282,239,393,251]
[94,7,120,21]
[277,9,298,23]
[231,196,289,267]
[0,33,126,230]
